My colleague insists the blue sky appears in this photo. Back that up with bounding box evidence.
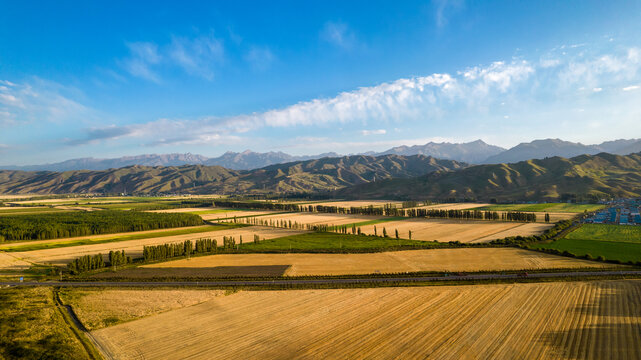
[1,0,641,165]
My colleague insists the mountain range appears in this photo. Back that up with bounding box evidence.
[1,138,640,172]
[0,154,465,195]
[340,152,641,202]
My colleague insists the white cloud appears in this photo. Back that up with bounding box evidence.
[361,129,387,136]
[540,58,561,68]
[460,60,534,93]
[623,85,639,91]
[320,22,356,49]
[592,87,603,92]
[560,47,641,87]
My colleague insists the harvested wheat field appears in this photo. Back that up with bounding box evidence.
[301,200,403,208]
[98,248,607,278]
[249,213,383,227]
[0,251,32,271]
[16,226,305,266]
[201,210,282,221]
[412,202,490,210]
[61,289,225,330]
[357,218,554,243]
[92,280,641,360]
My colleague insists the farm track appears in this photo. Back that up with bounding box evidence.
[3,269,641,288]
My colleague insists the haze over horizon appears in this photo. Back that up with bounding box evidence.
[2,1,641,164]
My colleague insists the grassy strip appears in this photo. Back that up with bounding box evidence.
[0,287,91,359]
[2,224,244,252]
[531,238,641,264]
[52,289,103,360]
[477,203,605,213]
[327,216,408,231]
[186,208,244,215]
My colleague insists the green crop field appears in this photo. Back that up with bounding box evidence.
[565,224,641,243]
[478,203,605,213]
[0,207,69,216]
[531,224,641,263]
[238,232,446,253]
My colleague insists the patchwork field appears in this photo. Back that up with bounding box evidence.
[14,226,305,266]
[97,248,607,278]
[91,280,641,359]
[356,218,554,243]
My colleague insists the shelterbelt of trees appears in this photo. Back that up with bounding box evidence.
[214,200,538,222]
[0,211,203,241]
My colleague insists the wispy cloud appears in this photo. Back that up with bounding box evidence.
[120,33,224,82]
[361,129,387,136]
[320,21,357,49]
[121,42,162,82]
[623,85,639,91]
[433,0,465,28]
[168,34,223,80]
[245,46,275,71]
[0,78,92,127]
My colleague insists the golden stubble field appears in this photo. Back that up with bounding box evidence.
[91,280,641,359]
[356,218,554,243]
[97,248,608,278]
[250,213,385,226]
[13,226,305,266]
[61,289,226,330]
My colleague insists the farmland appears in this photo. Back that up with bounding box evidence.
[97,247,607,278]
[355,218,554,243]
[91,280,641,359]
[59,289,225,330]
[478,203,606,213]
[0,224,231,252]
[531,224,641,263]
[0,210,203,241]
[13,226,304,266]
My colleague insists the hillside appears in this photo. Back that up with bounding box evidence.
[484,138,641,164]
[339,152,641,202]
[0,155,464,195]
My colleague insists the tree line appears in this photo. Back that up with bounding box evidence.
[0,211,203,241]
[67,249,131,274]
[142,235,262,262]
[211,200,538,223]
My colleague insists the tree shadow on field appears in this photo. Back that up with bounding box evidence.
[92,265,291,279]
[541,281,641,359]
